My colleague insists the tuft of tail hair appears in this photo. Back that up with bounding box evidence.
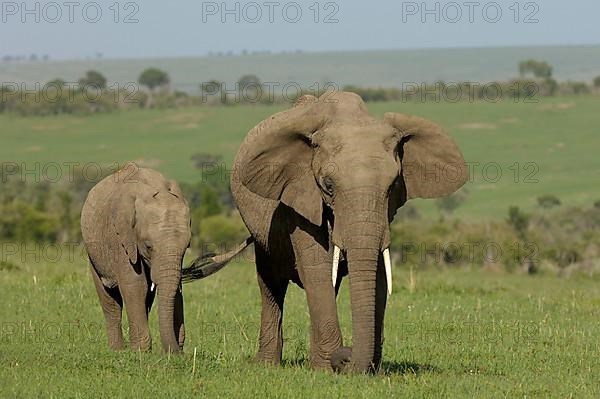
[182,237,253,283]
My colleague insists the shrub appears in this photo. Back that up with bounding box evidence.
[78,70,107,90]
[198,213,247,251]
[0,260,20,271]
[507,206,529,240]
[537,195,561,209]
[563,81,590,95]
[0,202,59,242]
[518,60,553,79]
[436,189,468,216]
[138,68,170,91]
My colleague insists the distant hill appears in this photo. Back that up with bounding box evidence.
[1,45,600,94]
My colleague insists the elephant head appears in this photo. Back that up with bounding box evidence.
[233,92,467,372]
[112,164,191,352]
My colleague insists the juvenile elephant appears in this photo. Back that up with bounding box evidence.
[81,162,191,353]
[185,91,468,372]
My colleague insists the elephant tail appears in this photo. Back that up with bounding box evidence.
[182,237,254,283]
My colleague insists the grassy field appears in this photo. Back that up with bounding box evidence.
[2,95,600,397]
[1,250,599,397]
[1,95,600,219]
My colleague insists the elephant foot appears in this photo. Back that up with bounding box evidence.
[331,347,379,374]
[310,360,334,371]
[331,346,352,373]
[108,341,125,351]
[161,341,183,354]
[309,349,339,371]
[253,352,282,366]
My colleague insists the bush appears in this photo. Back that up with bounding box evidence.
[537,195,561,209]
[78,70,107,90]
[138,68,170,91]
[594,76,600,88]
[198,213,247,251]
[436,189,468,216]
[507,206,529,239]
[518,60,553,79]
[0,202,59,242]
[564,81,590,95]
[0,260,20,271]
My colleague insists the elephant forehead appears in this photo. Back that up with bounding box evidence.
[318,123,395,152]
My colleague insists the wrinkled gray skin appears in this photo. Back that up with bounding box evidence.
[231,91,467,373]
[81,163,191,353]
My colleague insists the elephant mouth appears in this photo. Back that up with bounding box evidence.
[331,245,392,296]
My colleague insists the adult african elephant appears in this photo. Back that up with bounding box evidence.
[81,162,191,353]
[185,91,467,373]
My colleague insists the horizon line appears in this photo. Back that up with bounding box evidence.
[4,42,600,64]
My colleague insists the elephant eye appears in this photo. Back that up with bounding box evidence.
[321,176,335,196]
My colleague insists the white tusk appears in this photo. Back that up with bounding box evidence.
[332,245,340,287]
[150,283,156,292]
[383,248,392,295]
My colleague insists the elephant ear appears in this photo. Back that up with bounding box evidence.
[110,163,139,264]
[233,97,325,226]
[110,191,138,264]
[384,112,468,200]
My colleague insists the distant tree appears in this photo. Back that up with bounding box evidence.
[191,153,222,170]
[138,68,170,91]
[507,206,530,240]
[198,214,247,249]
[196,186,222,219]
[545,78,559,95]
[138,68,170,108]
[436,189,468,216]
[237,74,262,103]
[237,74,261,91]
[567,81,590,94]
[537,195,561,209]
[394,203,420,221]
[594,76,600,88]
[78,70,107,89]
[57,190,74,242]
[518,60,553,79]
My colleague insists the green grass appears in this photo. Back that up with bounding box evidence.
[1,251,599,397]
[2,95,600,219]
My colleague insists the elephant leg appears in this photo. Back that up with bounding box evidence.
[174,288,185,350]
[372,255,388,369]
[295,238,343,370]
[120,272,152,351]
[91,265,124,350]
[255,246,288,365]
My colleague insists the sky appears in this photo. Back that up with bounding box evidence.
[1,0,599,60]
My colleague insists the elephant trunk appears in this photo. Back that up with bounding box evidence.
[332,188,389,373]
[155,251,184,353]
[345,241,381,371]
